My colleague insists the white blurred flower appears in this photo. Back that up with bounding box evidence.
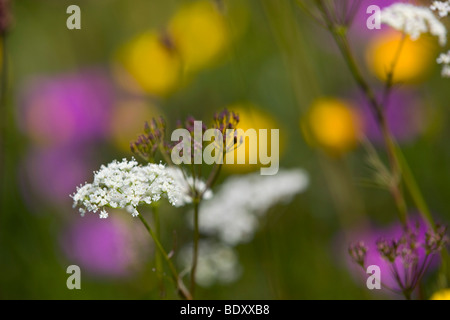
[198,169,309,245]
[381,3,447,46]
[431,1,450,17]
[441,64,450,77]
[71,158,180,218]
[166,167,213,207]
[178,240,242,287]
[437,50,450,77]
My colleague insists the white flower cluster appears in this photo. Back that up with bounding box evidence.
[166,167,213,207]
[71,158,181,218]
[429,2,450,78]
[198,169,309,245]
[178,240,242,287]
[437,50,450,77]
[431,1,450,17]
[381,3,447,46]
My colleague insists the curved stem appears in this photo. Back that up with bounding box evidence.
[138,213,192,300]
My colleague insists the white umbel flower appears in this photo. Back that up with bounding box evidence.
[178,240,242,287]
[437,50,450,77]
[381,3,447,46]
[431,1,450,17]
[71,158,181,218]
[166,167,213,207]
[197,169,309,245]
[437,50,450,64]
[441,63,450,77]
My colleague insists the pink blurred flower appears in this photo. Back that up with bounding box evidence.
[61,214,150,278]
[18,68,114,146]
[342,216,445,297]
[20,146,94,206]
[357,89,427,144]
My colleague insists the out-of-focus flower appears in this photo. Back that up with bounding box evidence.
[366,31,436,83]
[71,158,180,218]
[168,0,229,72]
[302,98,362,155]
[431,1,450,17]
[345,216,446,294]
[430,288,450,300]
[358,89,427,144]
[178,240,241,287]
[115,31,181,96]
[18,69,113,147]
[380,3,446,46]
[198,169,309,245]
[22,146,93,206]
[110,99,161,152]
[0,0,12,34]
[352,0,413,35]
[62,214,149,278]
[436,50,450,77]
[223,104,282,173]
[166,167,212,207]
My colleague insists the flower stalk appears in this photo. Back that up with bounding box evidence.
[138,213,192,300]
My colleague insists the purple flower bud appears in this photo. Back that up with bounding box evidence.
[376,238,399,263]
[425,224,449,254]
[349,241,367,267]
[144,121,150,134]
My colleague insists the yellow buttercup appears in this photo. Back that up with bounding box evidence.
[168,0,229,73]
[115,31,181,96]
[302,98,361,155]
[224,104,282,173]
[430,289,450,300]
[366,31,436,83]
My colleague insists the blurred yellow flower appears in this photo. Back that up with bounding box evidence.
[224,104,283,173]
[115,31,181,96]
[430,289,450,300]
[168,0,229,73]
[303,98,361,155]
[111,99,162,152]
[366,31,436,83]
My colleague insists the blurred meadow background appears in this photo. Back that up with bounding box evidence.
[1,0,450,299]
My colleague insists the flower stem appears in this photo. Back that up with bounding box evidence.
[152,205,165,298]
[138,213,192,300]
[316,3,408,224]
[190,198,200,297]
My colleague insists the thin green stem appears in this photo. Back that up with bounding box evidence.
[0,34,8,192]
[394,145,434,228]
[138,213,192,300]
[316,1,408,224]
[190,198,200,297]
[152,206,165,298]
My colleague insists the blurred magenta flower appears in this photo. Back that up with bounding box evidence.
[21,146,94,206]
[18,69,114,146]
[351,0,414,37]
[345,216,443,296]
[357,89,426,144]
[61,214,149,278]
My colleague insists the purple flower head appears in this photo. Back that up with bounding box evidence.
[21,146,94,206]
[357,89,426,144]
[345,216,445,296]
[61,214,149,278]
[18,69,114,147]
